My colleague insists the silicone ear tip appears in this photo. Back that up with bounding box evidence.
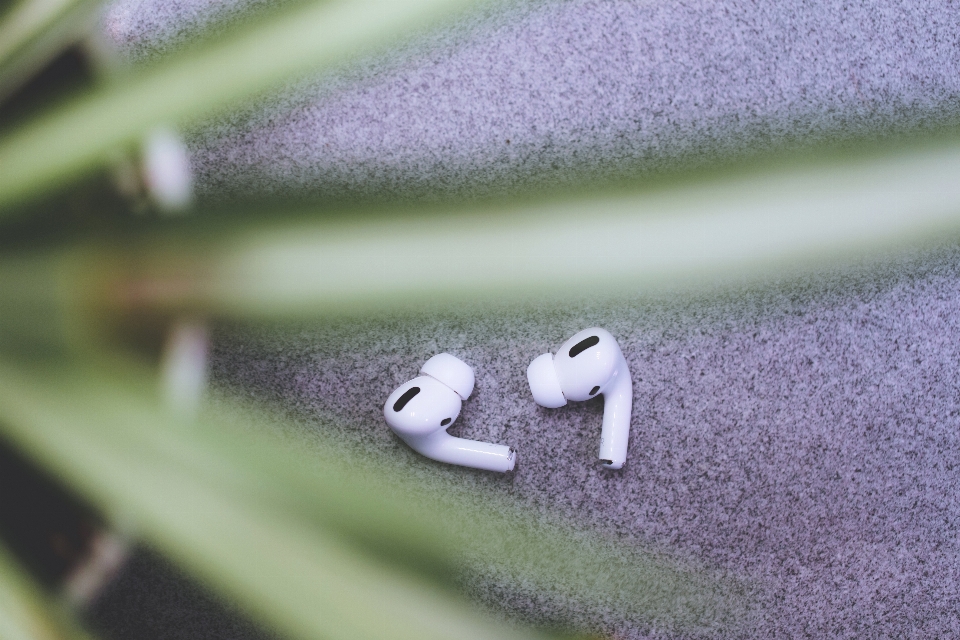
[527,353,566,408]
[421,353,475,399]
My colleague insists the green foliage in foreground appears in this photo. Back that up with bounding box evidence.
[0,0,477,210]
[0,357,748,639]
[2,0,960,638]
[0,543,92,640]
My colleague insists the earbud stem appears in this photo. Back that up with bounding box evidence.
[599,360,632,469]
[400,431,516,473]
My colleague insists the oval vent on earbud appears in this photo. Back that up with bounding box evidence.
[441,418,452,426]
[569,335,600,358]
[590,386,600,395]
[393,387,420,412]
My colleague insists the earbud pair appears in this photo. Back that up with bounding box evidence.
[383,328,632,472]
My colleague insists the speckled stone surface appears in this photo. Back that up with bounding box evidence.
[210,246,960,639]
[96,0,960,637]
[101,0,960,203]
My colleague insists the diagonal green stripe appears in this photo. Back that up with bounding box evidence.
[0,0,102,102]
[4,138,960,350]
[0,543,92,640]
[0,356,746,636]
[0,358,552,640]
[0,0,476,211]
[36,138,960,321]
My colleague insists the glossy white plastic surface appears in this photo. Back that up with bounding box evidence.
[526,353,567,408]
[527,327,633,469]
[384,376,461,438]
[596,359,632,469]
[383,354,515,473]
[420,352,475,399]
[400,430,516,473]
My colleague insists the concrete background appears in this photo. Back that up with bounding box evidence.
[97,0,960,637]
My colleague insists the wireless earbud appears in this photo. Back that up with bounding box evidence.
[527,328,633,469]
[384,353,516,473]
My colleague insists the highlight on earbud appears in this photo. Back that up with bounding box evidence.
[384,353,516,473]
[527,328,633,469]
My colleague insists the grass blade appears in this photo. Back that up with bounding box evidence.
[0,543,91,640]
[0,0,477,211]
[0,356,746,637]
[0,357,553,640]
[0,0,101,102]
[3,137,959,341]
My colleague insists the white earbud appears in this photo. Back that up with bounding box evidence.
[527,328,633,469]
[384,353,516,473]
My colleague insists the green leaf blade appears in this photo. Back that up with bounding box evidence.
[0,0,477,211]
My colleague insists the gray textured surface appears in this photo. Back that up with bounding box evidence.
[98,0,960,637]
[152,0,960,203]
[99,0,279,64]
[211,246,960,639]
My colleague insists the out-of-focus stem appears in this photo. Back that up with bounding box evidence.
[0,0,102,103]
[0,543,92,640]
[5,137,960,353]
[0,0,480,211]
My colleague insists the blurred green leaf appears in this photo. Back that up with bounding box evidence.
[0,357,546,640]
[0,0,101,102]
[0,357,745,638]
[187,138,960,316]
[4,136,960,344]
[0,543,92,640]
[0,0,478,210]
